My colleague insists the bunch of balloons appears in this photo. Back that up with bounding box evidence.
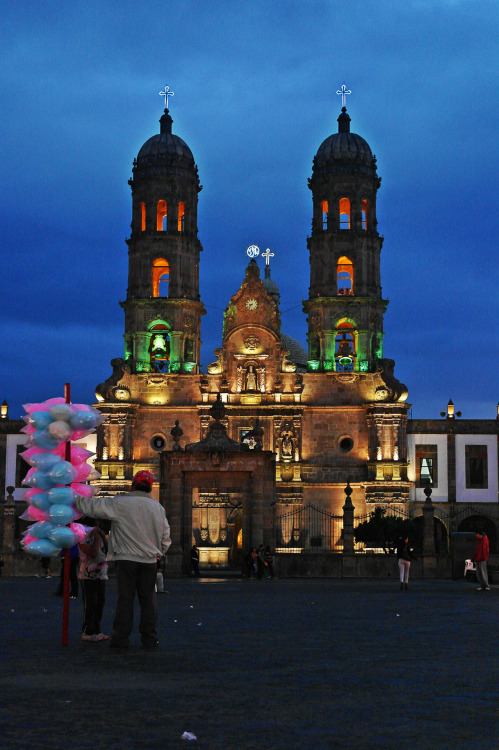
[19,397,105,558]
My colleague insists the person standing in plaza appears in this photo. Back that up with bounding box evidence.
[263,546,274,579]
[471,531,490,591]
[78,519,109,641]
[74,470,171,649]
[396,535,417,590]
[191,545,200,577]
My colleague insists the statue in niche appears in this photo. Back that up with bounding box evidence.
[280,421,295,461]
[246,365,257,391]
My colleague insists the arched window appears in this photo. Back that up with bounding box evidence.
[337,256,353,296]
[149,324,170,373]
[157,200,167,231]
[178,202,185,232]
[335,322,356,371]
[361,199,368,230]
[339,197,350,229]
[152,258,169,297]
[322,200,328,230]
[141,202,146,232]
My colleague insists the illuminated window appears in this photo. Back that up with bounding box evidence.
[322,200,328,230]
[141,202,146,231]
[178,202,185,232]
[465,445,488,489]
[361,199,368,230]
[152,258,169,297]
[149,324,170,373]
[339,197,350,229]
[335,322,355,371]
[415,445,438,487]
[157,200,167,231]
[337,256,353,295]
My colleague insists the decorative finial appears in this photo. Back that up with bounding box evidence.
[336,83,351,109]
[159,85,174,109]
[246,244,260,259]
[262,248,274,267]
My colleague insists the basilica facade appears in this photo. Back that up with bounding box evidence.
[91,101,413,569]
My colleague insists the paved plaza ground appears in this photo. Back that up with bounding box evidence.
[0,574,497,750]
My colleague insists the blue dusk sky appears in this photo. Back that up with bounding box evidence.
[0,0,497,420]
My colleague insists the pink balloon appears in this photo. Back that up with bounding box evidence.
[71,482,98,498]
[20,424,35,435]
[70,522,87,543]
[24,467,36,481]
[22,534,36,546]
[23,487,44,501]
[73,463,92,482]
[27,506,50,522]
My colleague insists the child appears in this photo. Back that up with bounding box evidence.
[78,519,109,641]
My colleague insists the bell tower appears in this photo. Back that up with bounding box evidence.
[121,105,204,373]
[303,100,386,374]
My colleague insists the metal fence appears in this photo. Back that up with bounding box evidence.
[274,504,344,553]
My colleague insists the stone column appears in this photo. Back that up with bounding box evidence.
[169,331,183,372]
[342,481,355,556]
[422,483,436,555]
[422,482,437,579]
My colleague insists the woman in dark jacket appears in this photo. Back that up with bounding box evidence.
[396,536,417,590]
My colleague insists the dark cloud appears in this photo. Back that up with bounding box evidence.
[1,0,497,419]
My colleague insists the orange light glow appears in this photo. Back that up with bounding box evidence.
[178,202,185,232]
[337,256,353,295]
[157,200,167,231]
[141,202,146,231]
[322,200,328,229]
[152,257,169,297]
[339,197,350,229]
[361,199,368,230]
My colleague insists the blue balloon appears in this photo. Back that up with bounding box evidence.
[32,429,61,450]
[26,539,61,557]
[49,504,75,525]
[24,471,55,491]
[70,411,96,430]
[30,411,53,430]
[29,521,57,539]
[48,486,75,505]
[48,461,75,485]
[30,492,51,511]
[30,452,61,471]
[49,404,73,422]
[49,526,77,548]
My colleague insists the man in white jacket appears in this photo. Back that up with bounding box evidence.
[74,470,171,649]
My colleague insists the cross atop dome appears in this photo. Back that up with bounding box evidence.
[159,84,174,109]
[336,83,351,109]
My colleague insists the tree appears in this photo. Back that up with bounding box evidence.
[354,507,423,554]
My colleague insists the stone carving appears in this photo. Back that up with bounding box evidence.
[279,421,296,462]
[244,335,260,352]
[183,315,194,331]
[236,365,244,392]
[95,358,127,402]
[375,359,409,402]
[281,349,297,373]
[257,365,266,393]
[246,365,257,391]
[207,348,223,374]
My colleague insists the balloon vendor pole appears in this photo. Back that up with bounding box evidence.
[62,382,71,646]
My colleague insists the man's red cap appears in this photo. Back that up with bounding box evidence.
[133,470,154,490]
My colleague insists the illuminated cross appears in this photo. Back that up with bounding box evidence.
[159,85,174,108]
[336,84,351,108]
[262,248,274,266]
